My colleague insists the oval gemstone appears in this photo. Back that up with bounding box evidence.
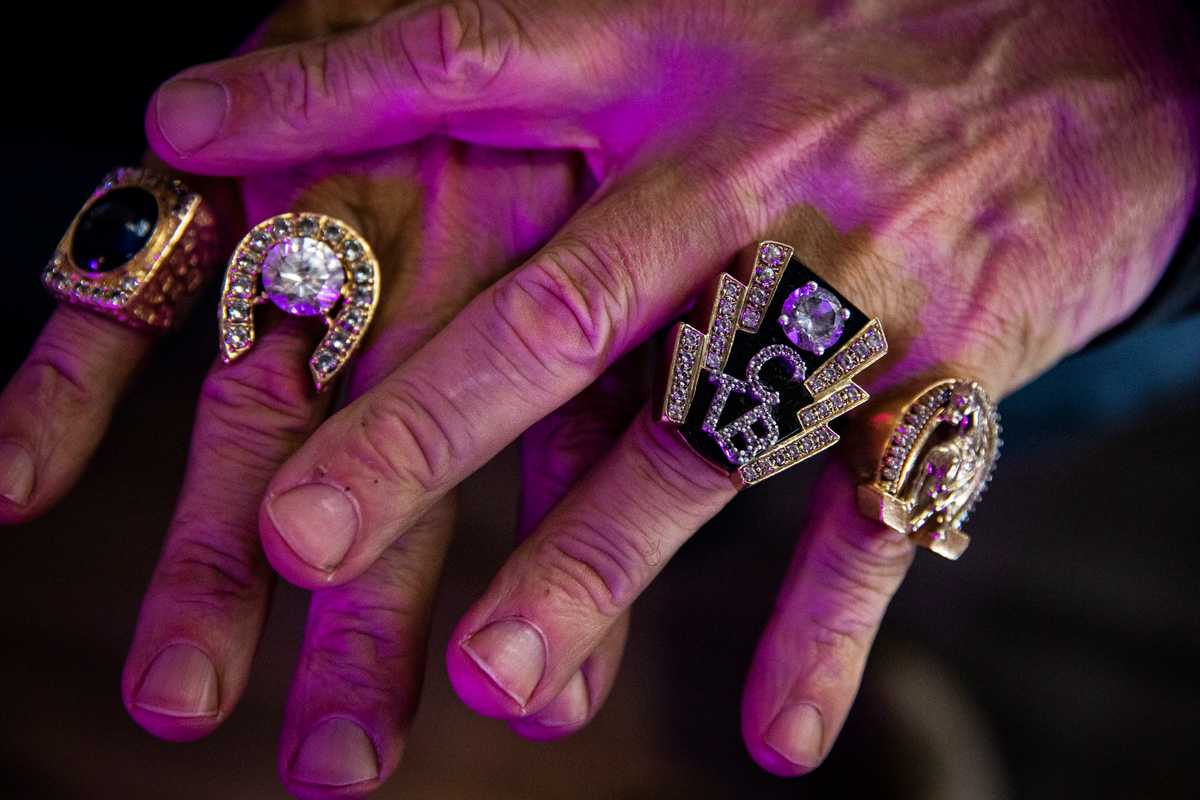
[778,285,846,354]
[261,237,345,316]
[71,187,159,273]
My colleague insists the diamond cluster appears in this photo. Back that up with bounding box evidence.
[798,382,867,431]
[879,384,953,486]
[738,242,791,332]
[738,424,839,486]
[43,167,211,331]
[804,320,887,399]
[702,276,746,371]
[663,324,704,424]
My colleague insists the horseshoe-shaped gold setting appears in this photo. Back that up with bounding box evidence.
[218,213,380,391]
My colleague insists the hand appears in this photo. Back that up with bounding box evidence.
[145,0,1197,776]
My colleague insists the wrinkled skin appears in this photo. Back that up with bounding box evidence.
[1,0,1196,796]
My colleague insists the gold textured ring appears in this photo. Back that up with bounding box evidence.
[856,379,1001,559]
[660,240,888,488]
[218,213,380,391]
[42,167,219,331]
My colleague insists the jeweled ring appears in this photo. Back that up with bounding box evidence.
[42,167,219,331]
[219,213,380,391]
[856,379,1001,559]
[660,240,888,488]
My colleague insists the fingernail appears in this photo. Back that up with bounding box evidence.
[267,483,359,571]
[155,78,228,156]
[462,619,547,707]
[764,703,825,768]
[134,644,219,718]
[290,718,379,787]
[534,670,588,728]
[0,440,35,506]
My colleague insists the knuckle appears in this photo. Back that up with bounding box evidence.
[306,592,425,692]
[353,379,463,494]
[199,352,317,447]
[808,524,914,648]
[386,0,518,100]
[258,40,340,133]
[489,241,634,381]
[531,511,660,616]
[156,520,267,610]
[21,346,90,409]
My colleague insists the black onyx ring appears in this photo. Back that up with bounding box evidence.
[660,240,888,488]
[219,213,380,391]
[42,167,219,331]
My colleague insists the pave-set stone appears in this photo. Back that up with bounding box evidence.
[43,167,215,331]
[661,240,887,487]
[219,213,379,390]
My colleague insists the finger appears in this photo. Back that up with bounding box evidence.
[0,307,151,522]
[146,0,635,173]
[257,169,748,590]
[445,406,735,719]
[122,318,329,741]
[740,463,914,775]
[508,354,645,739]
[279,498,454,798]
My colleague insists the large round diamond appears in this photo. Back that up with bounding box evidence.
[778,284,847,355]
[261,237,345,316]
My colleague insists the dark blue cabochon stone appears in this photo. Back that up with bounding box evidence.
[71,186,159,273]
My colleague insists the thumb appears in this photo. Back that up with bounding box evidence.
[146,0,627,173]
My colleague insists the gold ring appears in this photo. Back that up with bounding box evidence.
[659,240,888,487]
[218,213,380,391]
[42,167,219,331]
[856,379,1001,559]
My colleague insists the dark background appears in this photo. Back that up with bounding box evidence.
[2,3,1198,798]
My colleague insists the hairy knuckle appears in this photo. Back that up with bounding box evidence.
[387,0,517,101]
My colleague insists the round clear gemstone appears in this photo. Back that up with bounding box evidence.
[261,237,345,316]
[778,284,847,354]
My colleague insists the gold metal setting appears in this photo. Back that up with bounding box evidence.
[857,379,1001,559]
[660,240,889,488]
[42,167,218,331]
[219,213,380,391]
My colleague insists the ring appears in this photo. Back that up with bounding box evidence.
[660,240,888,487]
[42,167,219,331]
[856,379,1001,559]
[218,213,380,391]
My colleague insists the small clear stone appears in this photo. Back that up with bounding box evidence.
[352,264,373,284]
[352,287,374,307]
[231,275,255,297]
[882,467,898,481]
[225,299,250,322]
[740,308,761,327]
[314,350,339,375]
[296,217,320,237]
[343,241,364,262]
[261,237,345,316]
[748,288,767,305]
[760,243,785,266]
[249,231,272,252]
[271,218,293,238]
[329,332,349,352]
[120,275,140,292]
[225,325,251,349]
[323,224,344,244]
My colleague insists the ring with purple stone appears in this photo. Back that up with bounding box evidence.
[855,379,1001,560]
[218,213,380,391]
[42,167,220,331]
[659,240,888,488]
